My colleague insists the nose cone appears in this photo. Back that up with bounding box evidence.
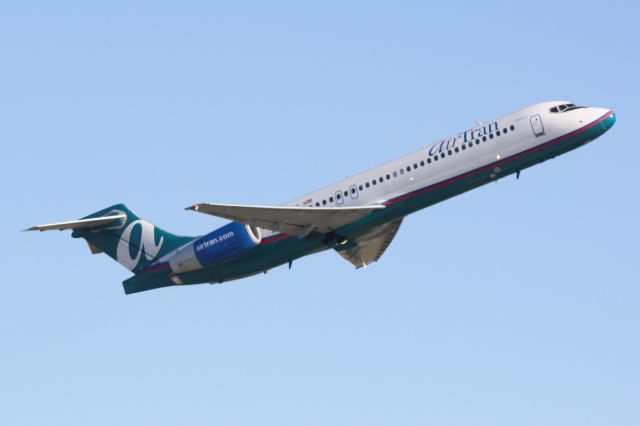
[590,107,616,135]
[603,111,616,130]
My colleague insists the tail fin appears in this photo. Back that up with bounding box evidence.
[70,204,195,273]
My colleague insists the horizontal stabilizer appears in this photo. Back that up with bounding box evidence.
[186,203,385,237]
[24,214,126,232]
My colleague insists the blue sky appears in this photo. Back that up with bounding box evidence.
[1,1,638,425]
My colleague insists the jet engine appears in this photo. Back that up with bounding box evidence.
[169,221,262,273]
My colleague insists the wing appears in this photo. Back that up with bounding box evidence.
[336,218,403,268]
[186,203,385,237]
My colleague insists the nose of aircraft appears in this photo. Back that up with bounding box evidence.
[602,110,616,130]
[590,107,616,133]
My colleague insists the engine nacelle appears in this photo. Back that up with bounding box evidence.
[169,222,262,273]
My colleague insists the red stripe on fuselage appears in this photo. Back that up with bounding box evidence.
[260,233,289,244]
[139,261,170,274]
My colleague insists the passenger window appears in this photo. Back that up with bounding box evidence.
[420,160,424,166]
[322,200,327,205]
[393,171,397,177]
[454,147,459,153]
[329,196,334,202]
[447,150,452,155]
[359,185,363,191]
[496,131,501,136]
[489,133,494,139]
[427,158,432,163]
[406,166,411,172]
[510,125,515,131]
[372,180,377,185]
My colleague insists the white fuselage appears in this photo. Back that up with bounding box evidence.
[223,100,614,283]
[288,101,610,211]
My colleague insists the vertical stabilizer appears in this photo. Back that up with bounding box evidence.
[70,204,195,273]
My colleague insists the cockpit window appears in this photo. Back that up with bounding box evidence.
[550,103,586,113]
[564,104,584,112]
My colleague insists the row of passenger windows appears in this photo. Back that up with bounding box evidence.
[313,124,516,206]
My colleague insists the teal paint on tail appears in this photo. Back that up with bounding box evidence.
[71,204,196,273]
[122,267,175,295]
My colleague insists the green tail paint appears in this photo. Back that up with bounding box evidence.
[71,204,195,273]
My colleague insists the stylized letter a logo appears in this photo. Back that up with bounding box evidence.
[116,220,164,271]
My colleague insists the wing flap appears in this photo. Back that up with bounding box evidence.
[186,203,384,237]
[336,218,403,268]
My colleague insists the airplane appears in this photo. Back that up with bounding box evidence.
[26,101,616,294]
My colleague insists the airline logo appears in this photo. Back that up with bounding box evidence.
[428,121,499,156]
[116,219,164,271]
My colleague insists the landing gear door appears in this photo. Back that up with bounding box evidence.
[530,114,545,136]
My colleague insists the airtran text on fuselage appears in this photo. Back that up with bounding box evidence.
[196,231,235,251]
[428,121,499,156]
